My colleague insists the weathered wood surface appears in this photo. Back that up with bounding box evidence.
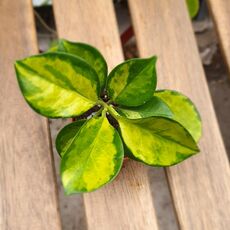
[129,0,230,229]
[0,1,61,229]
[207,0,230,73]
[53,0,159,229]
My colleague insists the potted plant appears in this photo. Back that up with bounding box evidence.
[15,39,201,194]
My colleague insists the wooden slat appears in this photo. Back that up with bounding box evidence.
[129,0,230,229]
[207,0,230,73]
[0,1,61,229]
[53,0,159,229]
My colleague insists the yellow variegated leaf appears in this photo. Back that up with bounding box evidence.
[56,120,85,157]
[155,90,202,142]
[118,116,199,166]
[49,39,108,92]
[15,52,100,118]
[107,57,157,106]
[61,112,124,194]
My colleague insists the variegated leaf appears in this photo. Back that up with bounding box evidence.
[61,112,124,194]
[118,116,199,166]
[56,120,85,157]
[155,90,202,142]
[15,52,100,118]
[116,96,173,119]
[107,57,157,106]
[49,39,108,92]
[186,0,199,18]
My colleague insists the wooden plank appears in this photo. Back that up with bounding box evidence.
[0,1,61,229]
[207,0,230,73]
[53,0,159,229]
[129,0,230,229]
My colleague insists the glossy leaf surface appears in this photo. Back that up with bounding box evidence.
[116,96,173,119]
[155,90,201,142]
[15,52,99,118]
[107,57,157,106]
[56,120,85,157]
[61,113,124,194]
[50,39,108,91]
[118,117,199,166]
[186,0,199,18]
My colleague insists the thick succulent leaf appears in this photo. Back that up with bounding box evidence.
[186,0,199,18]
[155,90,201,142]
[56,120,85,157]
[116,96,173,119]
[118,117,199,166]
[107,57,157,106]
[61,113,124,194]
[50,39,108,91]
[15,52,100,118]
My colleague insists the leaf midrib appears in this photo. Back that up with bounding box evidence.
[18,62,95,103]
[113,60,153,101]
[125,121,198,152]
[65,117,109,190]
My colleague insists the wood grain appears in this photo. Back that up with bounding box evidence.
[53,0,159,229]
[0,1,61,229]
[207,0,230,74]
[53,0,123,69]
[129,0,230,229]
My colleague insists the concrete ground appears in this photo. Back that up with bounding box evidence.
[36,2,230,229]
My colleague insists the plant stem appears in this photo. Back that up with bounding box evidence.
[97,100,120,120]
[93,107,104,117]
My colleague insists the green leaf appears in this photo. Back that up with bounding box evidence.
[116,96,173,119]
[118,116,199,166]
[155,90,201,142]
[56,120,85,157]
[107,57,157,106]
[15,52,100,118]
[49,39,108,92]
[61,112,124,194]
[186,0,199,18]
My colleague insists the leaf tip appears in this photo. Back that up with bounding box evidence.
[14,59,21,67]
[147,55,157,65]
[14,60,23,78]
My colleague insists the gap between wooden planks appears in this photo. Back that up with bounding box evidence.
[206,0,230,75]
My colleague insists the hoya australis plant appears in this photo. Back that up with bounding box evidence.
[14,39,201,194]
